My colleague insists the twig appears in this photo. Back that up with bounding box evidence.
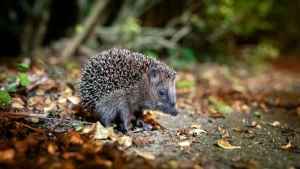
[33,0,51,50]
[171,25,191,43]
[60,0,109,61]
[113,0,162,24]
[1,112,94,125]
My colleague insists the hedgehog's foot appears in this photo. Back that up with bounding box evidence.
[136,118,153,131]
[120,114,133,134]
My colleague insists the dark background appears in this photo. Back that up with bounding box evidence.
[1,0,300,66]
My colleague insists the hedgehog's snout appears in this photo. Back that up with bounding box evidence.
[158,101,178,116]
[170,109,178,116]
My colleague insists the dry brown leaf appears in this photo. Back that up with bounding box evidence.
[57,97,67,103]
[30,117,39,123]
[11,98,25,109]
[36,89,45,96]
[45,96,52,104]
[282,142,292,149]
[94,122,115,139]
[14,141,28,154]
[241,104,250,114]
[11,97,24,104]
[67,96,80,105]
[178,140,190,147]
[179,135,188,140]
[270,121,281,127]
[82,123,96,134]
[118,136,132,147]
[234,126,244,132]
[38,79,56,91]
[190,124,201,129]
[218,127,229,138]
[11,101,24,109]
[256,124,261,129]
[217,140,241,149]
[43,102,57,113]
[251,121,258,127]
[0,148,15,160]
[68,131,84,145]
[247,130,254,134]
[133,149,155,160]
[47,143,57,155]
[260,103,269,112]
[28,96,44,106]
[192,128,207,136]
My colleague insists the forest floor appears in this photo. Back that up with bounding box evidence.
[0,56,300,169]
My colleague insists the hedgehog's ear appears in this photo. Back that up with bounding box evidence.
[148,69,160,85]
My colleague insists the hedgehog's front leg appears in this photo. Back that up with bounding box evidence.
[95,103,114,127]
[119,108,134,133]
[135,110,153,131]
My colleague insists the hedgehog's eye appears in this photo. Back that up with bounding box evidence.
[158,89,166,97]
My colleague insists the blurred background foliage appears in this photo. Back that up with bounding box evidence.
[0,0,300,68]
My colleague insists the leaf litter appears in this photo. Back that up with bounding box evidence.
[0,57,300,169]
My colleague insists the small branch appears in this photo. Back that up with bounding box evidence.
[113,0,162,25]
[170,25,191,43]
[1,112,94,125]
[33,0,51,50]
[60,0,109,61]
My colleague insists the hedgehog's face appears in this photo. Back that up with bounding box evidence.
[147,69,178,116]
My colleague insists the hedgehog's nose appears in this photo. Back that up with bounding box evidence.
[171,110,178,116]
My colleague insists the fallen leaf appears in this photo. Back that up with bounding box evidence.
[234,126,245,132]
[30,117,39,123]
[192,128,207,136]
[82,123,96,134]
[47,143,57,155]
[260,103,269,113]
[57,97,67,103]
[282,142,292,149]
[68,131,84,145]
[94,122,115,139]
[67,96,80,105]
[11,97,24,105]
[178,140,190,147]
[218,127,230,138]
[118,136,132,147]
[270,121,281,127]
[208,96,233,114]
[0,148,15,160]
[241,104,250,114]
[190,124,201,129]
[36,89,45,96]
[179,135,188,140]
[43,102,57,113]
[133,149,155,160]
[11,101,24,109]
[217,140,241,149]
[0,90,11,108]
[132,138,145,148]
[253,111,261,118]
[28,96,44,106]
[251,121,258,127]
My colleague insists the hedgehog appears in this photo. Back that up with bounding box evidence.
[77,48,177,132]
